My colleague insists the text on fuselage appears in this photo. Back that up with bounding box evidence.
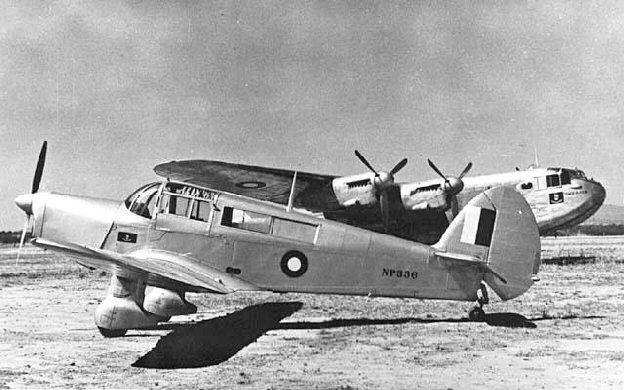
[382,268,418,279]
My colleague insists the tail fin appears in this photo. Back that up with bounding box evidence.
[433,186,541,300]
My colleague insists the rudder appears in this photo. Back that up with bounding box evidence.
[433,186,541,300]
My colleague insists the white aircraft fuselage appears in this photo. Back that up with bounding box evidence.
[453,167,604,234]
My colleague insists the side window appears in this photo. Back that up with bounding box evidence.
[546,174,560,188]
[273,218,318,243]
[190,200,211,222]
[159,194,191,217]
[221,207,272,234]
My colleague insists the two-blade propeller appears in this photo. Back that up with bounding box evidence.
[354,150,408,232]
[15,141,47,264]
[427,158,472,216]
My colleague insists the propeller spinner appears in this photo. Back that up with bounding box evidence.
[354,150,408,232]
[15,141,47,263]
[427,158,472,216]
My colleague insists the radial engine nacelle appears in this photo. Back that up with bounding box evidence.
[331,173,379,207]
[401,179,451,211]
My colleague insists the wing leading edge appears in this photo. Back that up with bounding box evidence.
[31,238,260,294]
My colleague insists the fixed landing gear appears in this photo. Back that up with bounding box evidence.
[469,282,489,322]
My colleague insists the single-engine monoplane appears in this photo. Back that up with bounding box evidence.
[154,151,605,243]
[15,142,541,337]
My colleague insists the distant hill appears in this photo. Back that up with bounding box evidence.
[582,204,624,225]
[551,203,624,236]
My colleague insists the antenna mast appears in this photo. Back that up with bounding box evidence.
[286,171,298,212]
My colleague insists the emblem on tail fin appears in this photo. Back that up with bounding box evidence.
[460,206,496,247]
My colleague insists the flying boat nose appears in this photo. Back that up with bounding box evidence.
[15,194,34,215]
[592,182,606,206]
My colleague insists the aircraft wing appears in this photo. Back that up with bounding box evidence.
[153,160,451,244]
[154,160,341,212]
[31,238,260,294]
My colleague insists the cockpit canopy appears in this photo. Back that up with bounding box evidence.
[518,167,592,191]
[124,182,160,218]
[548,167,588,181]
[124,182,217,219]
[547,168,588,185]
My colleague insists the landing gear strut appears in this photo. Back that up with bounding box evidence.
[468,282,489,322]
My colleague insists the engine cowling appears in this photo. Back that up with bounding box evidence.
[401,180,450,211]
[331,173,378,207]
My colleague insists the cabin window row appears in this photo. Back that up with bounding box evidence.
[519,172,572,191]
[221,206,318,243]
[158,193,211,222]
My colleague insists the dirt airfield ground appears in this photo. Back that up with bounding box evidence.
[2,237,624,389]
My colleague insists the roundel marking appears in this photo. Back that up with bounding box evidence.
[235,181,267,189]
[280,250,308,278]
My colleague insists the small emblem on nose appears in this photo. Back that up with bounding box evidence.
[117,232,137,243]
[549,192,564,204]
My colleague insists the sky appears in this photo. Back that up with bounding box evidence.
[1,0,624,230]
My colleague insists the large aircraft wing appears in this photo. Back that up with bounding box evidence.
[153,160,452,244]
[31,238,260,294]
[154,160,341,212]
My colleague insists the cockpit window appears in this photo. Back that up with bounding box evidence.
[125,183,160,218]
[546,174,560,188]
[551,168,587,181]
[570,169,587,180]
[560,170,571,185]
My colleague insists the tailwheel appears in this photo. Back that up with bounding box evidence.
[477,281,489,307]
[468,306,486,322]
[469,282,489,322]
[98,327,128,338]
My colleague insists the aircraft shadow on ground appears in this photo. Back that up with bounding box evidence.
[132,304,603,369]
[278,312,540,330]
[132,302,303,369]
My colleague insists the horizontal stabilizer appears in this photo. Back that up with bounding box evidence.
[435,251,508,284]
[434,251,484,263]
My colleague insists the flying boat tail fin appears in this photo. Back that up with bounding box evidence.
[432,186,541,300]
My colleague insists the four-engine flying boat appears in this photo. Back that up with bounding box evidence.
[15,142,541,337]
[154,151,606,244]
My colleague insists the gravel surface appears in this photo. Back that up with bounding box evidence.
[1,242,624,389]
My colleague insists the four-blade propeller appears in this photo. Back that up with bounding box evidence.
[15,141,47,263]
[354,150,408,232]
